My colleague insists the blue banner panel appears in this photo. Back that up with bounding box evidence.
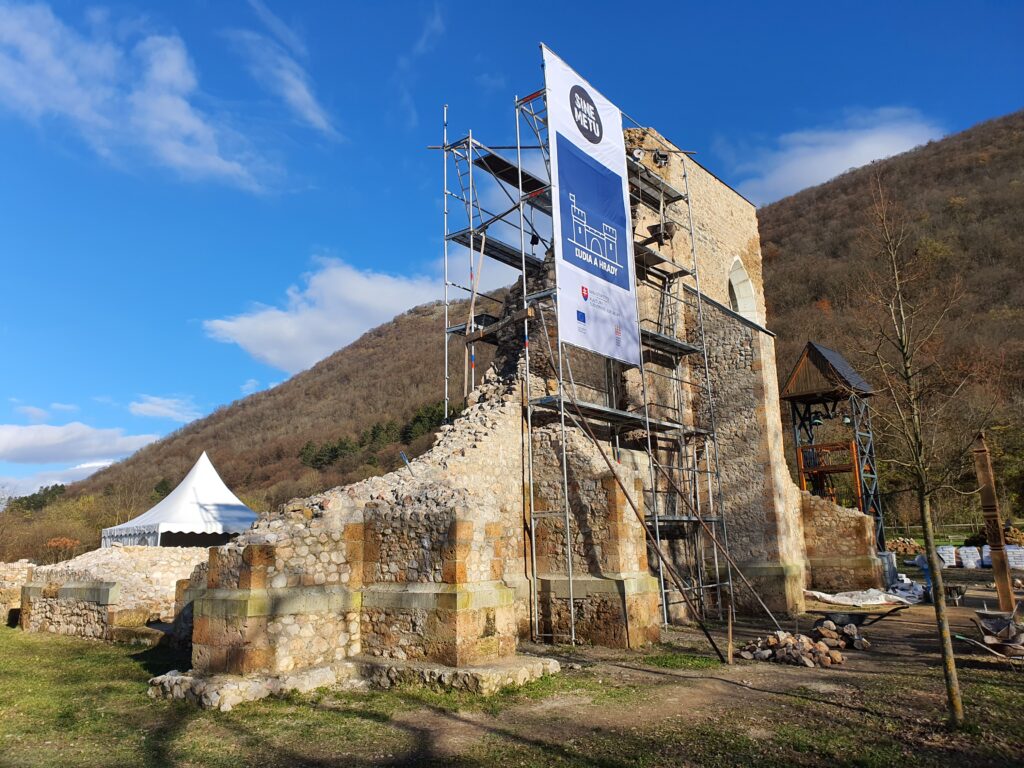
[556,134,630,292]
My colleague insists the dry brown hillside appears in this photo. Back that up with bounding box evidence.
[760,109,1024,387]
[77,298,496,511]
[759,109,1024,519]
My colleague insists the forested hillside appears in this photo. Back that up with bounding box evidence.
[759,109,1024,522]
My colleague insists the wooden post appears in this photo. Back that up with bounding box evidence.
[972,432,1015,613]
[726,603,734,665]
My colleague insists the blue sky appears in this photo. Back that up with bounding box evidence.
[0,0,1021,495]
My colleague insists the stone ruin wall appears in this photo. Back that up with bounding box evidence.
[18,546,209,642]
[1,559,34,624]
[189,356,662,680]
[190,372,530,677]
[689,298,811,612]
[800,491,883,592]
[529,423,660,647]
[619,128,880,611]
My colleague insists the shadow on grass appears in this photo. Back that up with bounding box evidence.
[130,640,191,677]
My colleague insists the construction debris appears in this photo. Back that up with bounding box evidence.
[738,621,872,668]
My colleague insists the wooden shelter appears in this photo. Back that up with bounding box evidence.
[781,342,884,550]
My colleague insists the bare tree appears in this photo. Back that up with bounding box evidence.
[0,484,12,560]
[856,176,995,727]
[108,475,151,525]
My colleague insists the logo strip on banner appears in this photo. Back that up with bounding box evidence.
[542,45,641,368]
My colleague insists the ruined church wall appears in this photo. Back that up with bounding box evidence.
[192,375,530,673]
[801,491,883,592]
[623,128,764,323]
[688,299,808,612]
[30,546,209,622]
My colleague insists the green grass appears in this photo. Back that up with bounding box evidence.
[641,651,719,670]
[2,626,1024,767]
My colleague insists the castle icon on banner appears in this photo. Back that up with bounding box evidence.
[568,193,622,268]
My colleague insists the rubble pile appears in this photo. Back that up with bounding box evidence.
[738,620,871,668]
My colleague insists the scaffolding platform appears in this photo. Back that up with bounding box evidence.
[633,242,691,276]
[446,312,500,337]
[530,396,707,436]
[641,328,701,357]
[472,151,552,215]
[646,515,722,525]
[627,156,686,209]
[447,228,544,274]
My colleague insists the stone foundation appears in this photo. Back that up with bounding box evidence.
[149,654,560,711]
[18,580,162,644]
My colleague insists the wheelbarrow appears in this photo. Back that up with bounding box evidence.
[805,603,910,628]
[954,601,1024,671]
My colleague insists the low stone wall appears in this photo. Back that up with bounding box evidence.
[19,581,154,641]
[800,491,883,592]
[149,654,561,711]
[33,545,210,621]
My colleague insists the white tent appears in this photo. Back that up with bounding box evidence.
[101,452,258,547]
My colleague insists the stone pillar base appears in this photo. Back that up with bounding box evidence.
[536,574,661,648]
[727,562,806,617]
[361,580,518,667]
[192,585,361,676]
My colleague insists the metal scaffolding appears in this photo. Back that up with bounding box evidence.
[439,84,736,643]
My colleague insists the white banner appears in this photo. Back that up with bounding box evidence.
[543,45,641,368]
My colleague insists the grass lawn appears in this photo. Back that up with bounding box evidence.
[1,618,1023,767]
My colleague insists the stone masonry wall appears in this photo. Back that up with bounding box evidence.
[801,491,883,592]
[692,299,809,613]
[0,560,34,625]
[191,372,531,675]
[32,545,209,621]
[22,593,110,639]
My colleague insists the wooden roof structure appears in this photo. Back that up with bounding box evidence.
[780,341,873,405]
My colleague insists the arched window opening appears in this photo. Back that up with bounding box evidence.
[728,258,758,323]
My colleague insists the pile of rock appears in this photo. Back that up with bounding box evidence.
[737,621,870,668]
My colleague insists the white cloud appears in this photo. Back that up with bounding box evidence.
[205,257,440,374]
[1,460,113,495]
[240,378,260,395]
[475,72,506,93]
[0,422,156,464]
[129,35,259,188]
[229,30,336,138]
[392,3,444,128]
[724,107,944,205]
[50,402,78,412]
[0,2,262,188]
[129,395,201,423]
[15,405,49,423]
[246,0,305,57]
[411,3,444,56]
